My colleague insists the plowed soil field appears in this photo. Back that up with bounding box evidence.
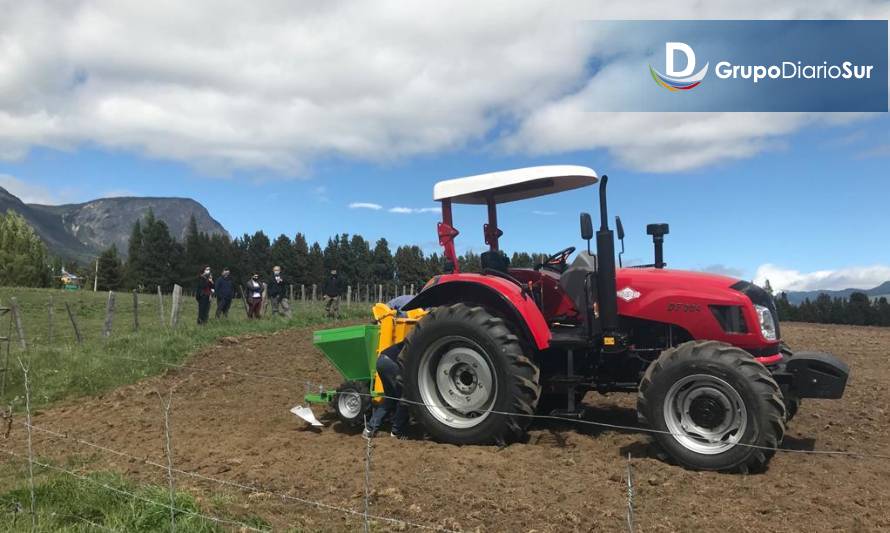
[4,322,889,532]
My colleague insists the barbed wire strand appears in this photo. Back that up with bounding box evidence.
[43,348,890,461]
[0,448,269,533]
[13,421,458,533]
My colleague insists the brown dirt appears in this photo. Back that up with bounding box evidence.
[4,322,890,532]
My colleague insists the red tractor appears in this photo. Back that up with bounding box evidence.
[400,165,848,472]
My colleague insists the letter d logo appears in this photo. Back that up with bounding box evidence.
[649,42,709,92]
[666,42,695,77]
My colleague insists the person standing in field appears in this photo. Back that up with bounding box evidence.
[267,266,290,317]
[246,273,264,319]
[214,267,234,318]
[322,269,341,319]
[196,266,214,325]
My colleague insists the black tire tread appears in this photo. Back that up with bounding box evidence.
[401,303,541,444]
[637,340,786,473]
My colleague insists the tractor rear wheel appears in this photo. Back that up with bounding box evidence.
[401,303,541,444]
[637,340,786,473]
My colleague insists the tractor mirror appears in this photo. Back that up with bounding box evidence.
[580,213,593,240]
[615,216,625,240]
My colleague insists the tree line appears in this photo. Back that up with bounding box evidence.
[2,209,549,293]
[6,208,890,328]
[775,291,890,327]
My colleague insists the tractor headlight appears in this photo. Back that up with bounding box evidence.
[754,304,777,341]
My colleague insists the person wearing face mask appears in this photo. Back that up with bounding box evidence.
[267,266,290,317]
[246,273,264,319]
[196,266,214,325]
[214,267,234,319]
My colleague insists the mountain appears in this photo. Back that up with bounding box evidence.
[1,186,229,261]
[783,281,890,304]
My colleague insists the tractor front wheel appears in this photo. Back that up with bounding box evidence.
[637,341,786,473]
[401,304,541,445]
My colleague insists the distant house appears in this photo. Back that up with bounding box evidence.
[59,269,82,290]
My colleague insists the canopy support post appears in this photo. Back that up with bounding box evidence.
[438,199,460,273]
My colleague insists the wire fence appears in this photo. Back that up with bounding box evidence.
[2,301,890,531]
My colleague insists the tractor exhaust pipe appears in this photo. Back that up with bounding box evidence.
[596,176,619,336]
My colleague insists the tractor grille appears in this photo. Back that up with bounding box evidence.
[730,280,781,339]
[709,305,749,334]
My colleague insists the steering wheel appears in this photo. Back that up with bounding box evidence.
[536,246,575,273]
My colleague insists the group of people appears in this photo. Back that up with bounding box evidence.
[194,266,344,324]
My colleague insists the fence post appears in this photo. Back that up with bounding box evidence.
[1,306,11,398]
[156,390,177,532]
[9,298,26,351]
[102,291,116,338]
[378,284,383,303]
[312,284,317,302]
[47,295,54,345]
[17,356,37,531]
[626,453,635,533]
[170,284,183,327]
[157,286,165,327]
[301,284,305,303]
[410,284,415,295]
[132,290,139,331]
[346,286,352,307]
[64,303,83,344]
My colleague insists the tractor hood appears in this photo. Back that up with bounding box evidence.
[616,268,741,295]
[614,267,781,353]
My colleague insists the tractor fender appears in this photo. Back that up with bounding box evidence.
[404,274,551,350]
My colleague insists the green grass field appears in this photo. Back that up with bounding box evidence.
[0,287,367,409]
[0,286,368,531]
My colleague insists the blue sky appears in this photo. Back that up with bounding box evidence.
[4,114,888,291]
[1,2,888,292]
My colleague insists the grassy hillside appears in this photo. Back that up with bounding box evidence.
[0,287,367,409]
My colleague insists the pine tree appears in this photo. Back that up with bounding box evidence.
[244,231,272,278]
[307,242,325,285]
[292,233,310,285]
[125,219,145,288]
[394,245,427,287]
[271,234,296,274]
[96,245,123,290]
[370,238,394,284]
[140,211,183,290]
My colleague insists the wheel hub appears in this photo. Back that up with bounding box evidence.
[662,374,748,455]
[436,347,493,413]
[688,396,727,429]
[338,391,362,419]
[418,336,497,429]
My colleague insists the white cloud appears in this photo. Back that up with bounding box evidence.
[349,202,383,210]
[0,174,80,204]
[532,210,556,216]
[0,1,886,174]
[754,263,890,292]
[388,206,441,214]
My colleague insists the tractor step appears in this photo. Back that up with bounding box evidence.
[548,329,591,347]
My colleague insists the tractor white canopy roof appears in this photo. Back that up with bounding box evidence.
[433,165,598,205]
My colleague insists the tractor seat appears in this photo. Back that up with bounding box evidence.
[481,250,510,273]
[559,252,597,318]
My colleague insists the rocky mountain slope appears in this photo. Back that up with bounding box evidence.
[1,186,228,261]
